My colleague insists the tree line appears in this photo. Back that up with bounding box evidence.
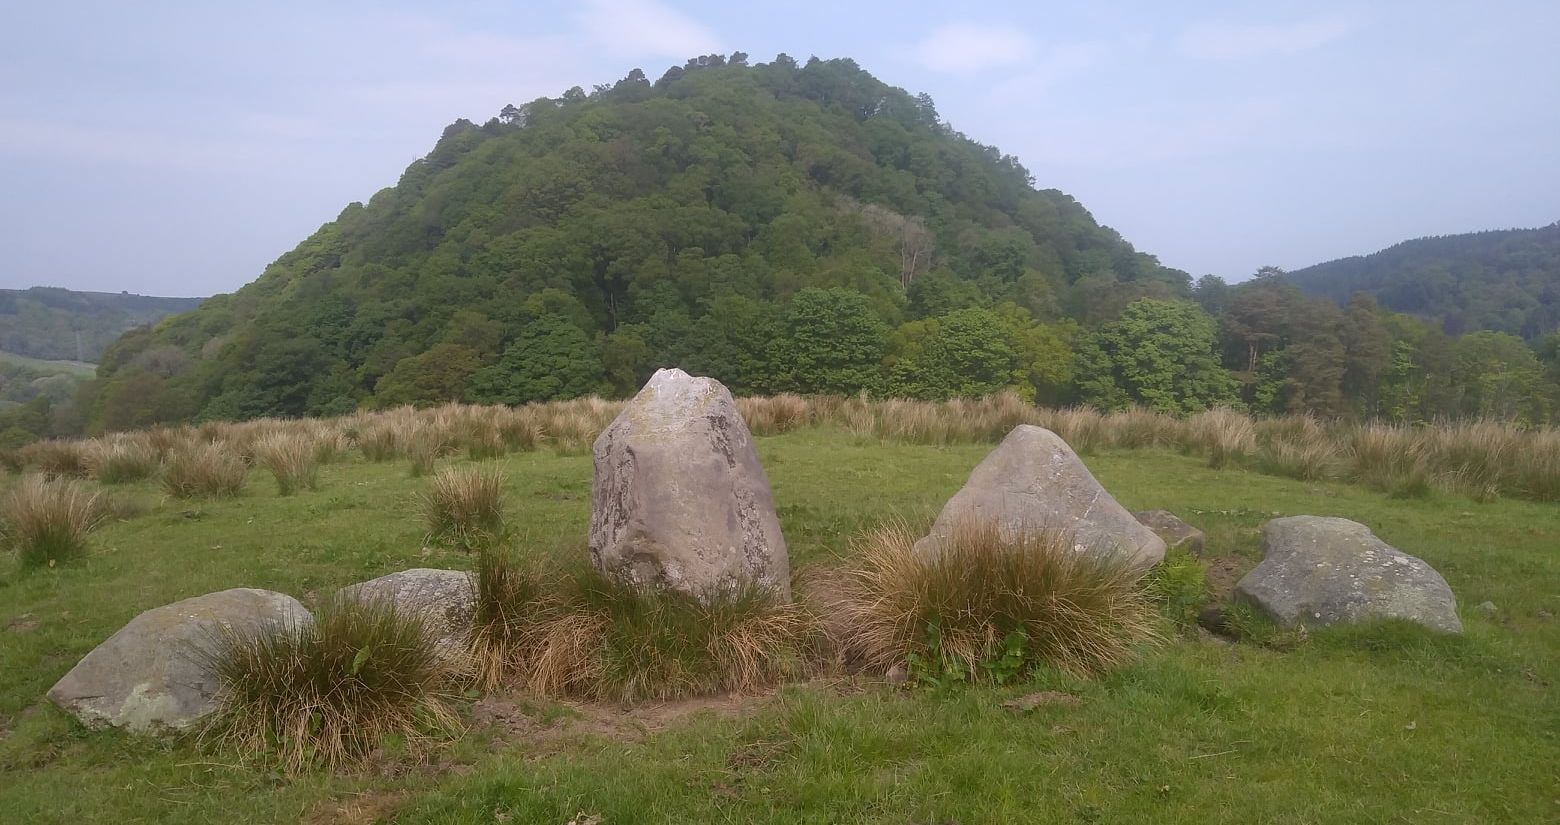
[3,55,1555,444]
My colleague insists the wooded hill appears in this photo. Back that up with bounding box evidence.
[0,287,202,363]
[51,55,1560,437]
[1286,223,1560,339]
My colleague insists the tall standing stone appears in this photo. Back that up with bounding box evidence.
[589,368,791,601]
[915,425,1166,568]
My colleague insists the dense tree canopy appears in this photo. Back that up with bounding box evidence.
[54,55,1558,439]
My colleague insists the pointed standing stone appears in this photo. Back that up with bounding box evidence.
[589,368,791,601]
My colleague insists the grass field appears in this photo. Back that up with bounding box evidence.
[1,427,1556,824]
[0,349,96,378]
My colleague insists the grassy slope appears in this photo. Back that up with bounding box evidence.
[0,350,96,378]
[0,429,1555,824]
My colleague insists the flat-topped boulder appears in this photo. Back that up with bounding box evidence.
[1133,510,1206,555]
[589,368,791,601]
[1235,516,1461,633]
[916,425,1165,568]
[47,588,311,733]
[339,568,475,650]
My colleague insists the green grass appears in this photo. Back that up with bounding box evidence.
[0,349,96,378]
[1,429,1556,823]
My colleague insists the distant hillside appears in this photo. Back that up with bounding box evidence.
[0,287,204,362]
[1287,223,1560,338]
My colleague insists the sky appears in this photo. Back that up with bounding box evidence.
[2,0,1557,297]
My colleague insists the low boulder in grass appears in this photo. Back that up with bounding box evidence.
[915,425,1166,568]
[1132,510,1206,555]
[47,588,310,733]
[338,568,476,651]
[1235,516,1462,633]
[589,368,791,601]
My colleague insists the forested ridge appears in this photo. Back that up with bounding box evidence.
[1287,223,1560,339]
[9,55,1556,443]
[0,287,202,363]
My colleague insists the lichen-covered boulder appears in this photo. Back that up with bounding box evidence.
[47,588,310,733]
[589,368,791,601]
[339,568,475,649]
[916,425,1165,568]
[1235,516,1461,633]
[1132,510,1206,555]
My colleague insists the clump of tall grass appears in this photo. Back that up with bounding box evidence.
[200,595,462,772]
[19,440,90,478]
[1258,439,1341,481]
[162,442,248,499]
[822,520,1160,680]
[469,546,556,688]
[0,475,107,567]
[1041,407,1109,453]
[253,433,320,495]
[495,409,544,452]
[1345,423,1432,498]
[737,394,813,436]
[1185,407,1256,468]
[419,466,506,548]
[357,421,400,462]
[87,438,161,484]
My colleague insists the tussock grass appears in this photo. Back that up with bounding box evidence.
[253,433,320,495]
[737,394,813,436]
[419,466,506,548]
[162,442,248,499]
[822,520,1160,680]
[1346,423,1432,498]
[470,549,817,701]
[358,421,400,462]
[19,440,90,478]
[1258,439,1340,481]
[200,595,463,772]
[1185,407,1256,469]
[0,474,108,567]
[87,438,161,484]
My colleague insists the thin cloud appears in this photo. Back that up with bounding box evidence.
[916,22,1034,73]
[1177,12,1364,60]
[575,0,720,59]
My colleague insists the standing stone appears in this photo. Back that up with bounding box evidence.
[1132,510,1207,555]
[589,368,791,601]
[1235,516,1462,633]
[339,568,476,650]
[47,588,311,733]
[915,425,1165,568]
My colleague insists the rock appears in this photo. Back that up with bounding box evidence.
[1132,510,1206,555]
[1001,691,1082,713]
[47,588,310,733]
[1474,601,1498,616]
[1234,516,1461,634]
[589,368,791,601]
[884,662,909,686]
[915,425,1166,568]
[338,568,475,649]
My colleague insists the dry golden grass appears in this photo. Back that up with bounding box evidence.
[86,437,161,484]
[820,519,1160,680]
[162,442,248,499]
[0,474,108,566]
[18,440,90,478]
[253,433,321,495]
[419,466,506,548]
[1184,407,1256,468]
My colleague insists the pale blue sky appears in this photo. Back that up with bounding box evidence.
[2,1,1556,297]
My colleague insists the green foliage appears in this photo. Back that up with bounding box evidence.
[1146,552,1208,628]
[1077,299,1238,412]
[1288,223,1560,339]
[0,287,200,362]
[772,288,888,394]
[468,316,605,405]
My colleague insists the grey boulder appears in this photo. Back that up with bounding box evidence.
[589,368,791,601]
[47,588,310,733]
[338,568,475,649]
[1132,510,1206,555]
[1235,516,1461,633]
[916,425,1165,568]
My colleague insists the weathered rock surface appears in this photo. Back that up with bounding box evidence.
[1132,510,1206,555]
[1235,516,1462,633]
[915,425,1165,567]
[339,568,475,649]
[589,368,791,601]
[47,588,310,733]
